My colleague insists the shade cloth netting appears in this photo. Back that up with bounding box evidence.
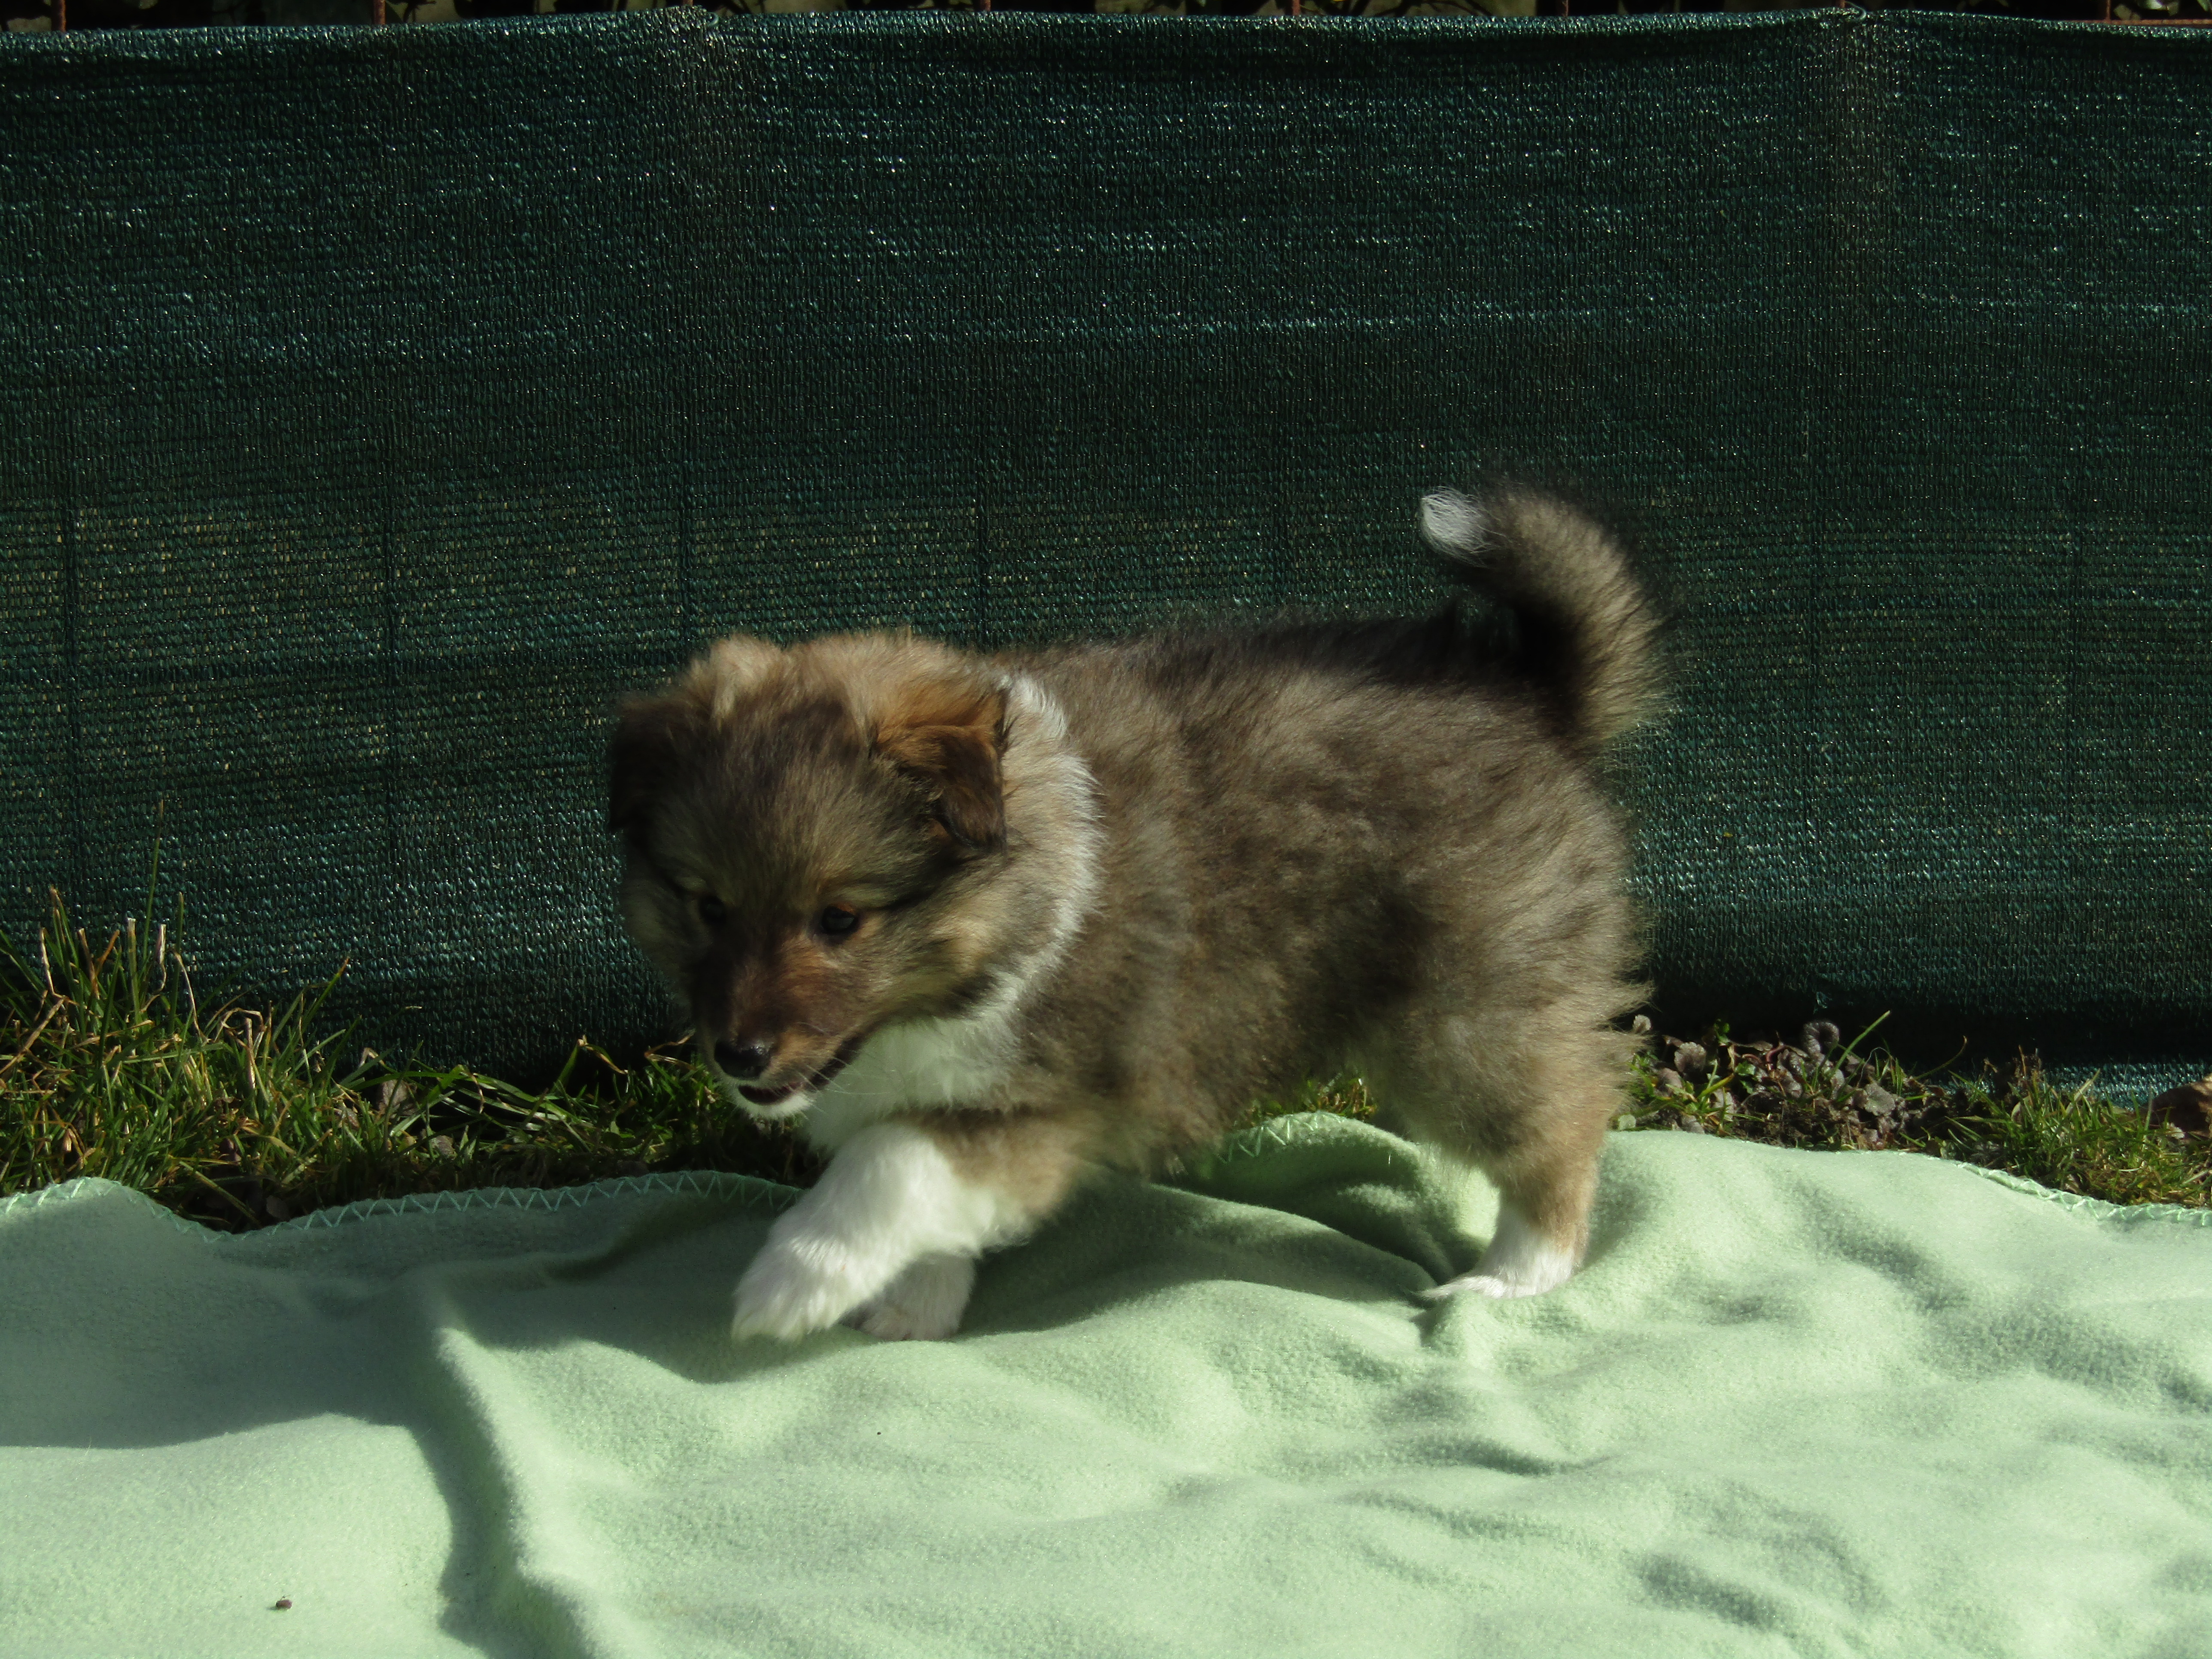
[2,9,2207,1079]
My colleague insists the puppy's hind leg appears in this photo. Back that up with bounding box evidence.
[1426,1161,1590,1301]
[1382,1023,1625,1303]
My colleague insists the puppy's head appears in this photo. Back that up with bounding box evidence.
[609,633,1010,1118]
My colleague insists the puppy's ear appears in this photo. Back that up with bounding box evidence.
[608,696,702,840]
[874,679,1007,854]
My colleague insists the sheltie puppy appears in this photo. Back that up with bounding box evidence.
[609,490,1661,1341]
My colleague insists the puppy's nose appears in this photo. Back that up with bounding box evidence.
[713,1039,773,1080]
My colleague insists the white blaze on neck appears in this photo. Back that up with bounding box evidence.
[796,672,1100,1155]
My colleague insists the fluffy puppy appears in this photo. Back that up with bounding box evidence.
[609,490,1661,1341]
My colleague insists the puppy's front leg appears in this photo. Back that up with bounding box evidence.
[731,1119,1033,1342]
[847,1253,976,1343]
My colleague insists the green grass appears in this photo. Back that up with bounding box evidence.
[1624,1015,2211,1210]
[0,892,819,1229]
[2,894,2203,1228]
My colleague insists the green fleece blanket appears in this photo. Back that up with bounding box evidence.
[3,1115,2207,1658]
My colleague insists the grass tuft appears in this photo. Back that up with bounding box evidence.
[1623,1015,2210,1209]
[1238,1072,1378,1130]
[0,891,816,1230]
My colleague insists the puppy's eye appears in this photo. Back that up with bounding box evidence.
[695,894,727,927]
[815,904,861,939]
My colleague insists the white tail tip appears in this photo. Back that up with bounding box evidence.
[1419,489,1487,553]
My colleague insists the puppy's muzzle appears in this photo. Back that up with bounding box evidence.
[713,1038,773,1080]
[712,1033,868,1110]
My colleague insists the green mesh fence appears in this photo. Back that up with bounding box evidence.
[2,9,2208,1083]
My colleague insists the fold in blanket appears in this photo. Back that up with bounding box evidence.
[3,1115,2208,1659]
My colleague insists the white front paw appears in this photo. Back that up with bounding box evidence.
[846,1254,975,1342]
[731,1237,879,1341]
[731,1121,1019,1342]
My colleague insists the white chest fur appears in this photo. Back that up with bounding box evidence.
[799,994,1027,1153]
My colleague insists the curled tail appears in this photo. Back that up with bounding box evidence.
[1419,488,1662,753]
